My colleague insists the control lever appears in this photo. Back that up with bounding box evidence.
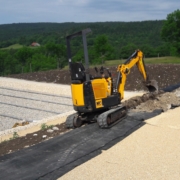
[94,67,98,73]
[106,68,112,77]
[100,66,104,75]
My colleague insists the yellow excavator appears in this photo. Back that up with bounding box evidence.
[65,28,158,128]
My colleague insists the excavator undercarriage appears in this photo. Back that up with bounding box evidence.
[66,106,127,129]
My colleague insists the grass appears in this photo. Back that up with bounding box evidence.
[63,56,180,70]
[105,56,180,66]
[41,123,54,130]
[1,44,24,50]
[9,132,19,140]
[1,44,40,50]
[1,132,19,143]
[143,56,180,64]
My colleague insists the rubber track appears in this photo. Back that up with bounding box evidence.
[0,87,71,99]
[0,102,60,114]
[65,113,78,128]
[97,106,127,128]
[0,93,72,106]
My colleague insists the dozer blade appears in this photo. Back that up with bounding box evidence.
[145,79,158,92]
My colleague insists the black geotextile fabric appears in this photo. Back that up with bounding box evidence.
[162,83,180,92]
[0,110,161,180]
[0,110,162,180]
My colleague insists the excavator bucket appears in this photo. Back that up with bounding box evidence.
[145,79,158,92]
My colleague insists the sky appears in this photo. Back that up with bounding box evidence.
[0,0,179,25]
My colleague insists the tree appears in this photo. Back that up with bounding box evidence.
[73,50,84,63]
[15,47,32,66]
[4,55,19,75]
[155,44,170,57]
[45,43,66,69]
[120,43,137,59]
[140,44,156,58]
[94,35,115,64]
[0,51,7,76]
[31,54,56,71]
[161,9,180,56]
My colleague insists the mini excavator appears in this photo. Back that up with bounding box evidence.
[65,28,158,129]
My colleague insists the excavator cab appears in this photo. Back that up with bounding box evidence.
[70,62,86,83]
[66,29,91,82]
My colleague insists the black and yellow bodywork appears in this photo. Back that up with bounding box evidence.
[66,29,121,115]
[71,75,120,113]
[65,29,158,128]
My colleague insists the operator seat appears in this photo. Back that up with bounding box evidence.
[70,62,86,83]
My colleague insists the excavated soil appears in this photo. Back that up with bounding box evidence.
[7,64,180,91]
[122,90,180,112]
[0,64,180,157]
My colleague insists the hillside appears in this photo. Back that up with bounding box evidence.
[0,21,165,48]
[1,21,171,77]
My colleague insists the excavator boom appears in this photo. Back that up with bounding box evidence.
[116,50,158,99]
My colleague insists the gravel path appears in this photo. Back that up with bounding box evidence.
[0,77,72,96]
[0,78,73,132]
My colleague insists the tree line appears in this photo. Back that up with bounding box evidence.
[0,35,168,76]
[0,21,164,48]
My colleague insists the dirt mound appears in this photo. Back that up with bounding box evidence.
[7,64,180,91]
[122,92,158,109]
[123,87,180,112]
[133,92,180,112]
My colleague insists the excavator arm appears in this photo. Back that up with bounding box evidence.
[116,50,158,100]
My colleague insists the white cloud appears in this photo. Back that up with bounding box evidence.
[57,0,90,6]
[0,0,179,24]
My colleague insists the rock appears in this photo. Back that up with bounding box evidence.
[33,134,38,136]
[162,104,171,112]
[12,121,29,128]
[52,127,59,131]
[42,135,47,138]
[175,91,180,97]
[167,104,171,110]
[47,129,54,133]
